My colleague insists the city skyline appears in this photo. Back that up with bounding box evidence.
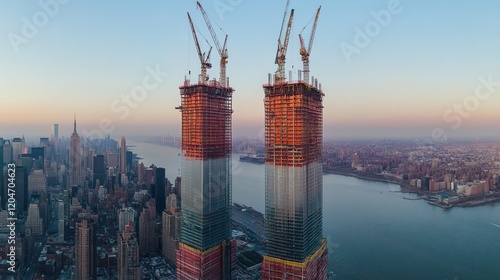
[1,0,500,140]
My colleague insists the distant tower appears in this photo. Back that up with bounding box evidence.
[75,217,97,280]
[12,137,23,162]
[162,195,180,265]
[25,203,43,235]
[118,221,141,280]
[155,167,166,216]
[92,155,106,188]
[58,198,65,242]
[68,116,82,187]
[51,124,59,158]
[120,137,127,174]
[118,207,137,233]
[139,199,157,254]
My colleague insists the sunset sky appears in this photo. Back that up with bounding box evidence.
[1,0,500,140]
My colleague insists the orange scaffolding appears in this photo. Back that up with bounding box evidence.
[263,81,323,167]
[179,81,233,160]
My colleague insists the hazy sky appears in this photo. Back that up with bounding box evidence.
[1,0,500,140]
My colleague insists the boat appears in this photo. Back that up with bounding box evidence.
[239,155,265,164]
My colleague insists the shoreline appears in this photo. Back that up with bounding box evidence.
[324,169,500,210]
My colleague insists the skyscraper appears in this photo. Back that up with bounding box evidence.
[3,166,28,213]
[68,116,82,187]
[120,137,127,174]
[118,207,137,233]
[2,139,12,168]
[92,155,106,188]
[155,167,166,216]
[28,169,47,195]
[58,198,65,242]
[25,202,43,235]
[175,58,235,280]
[261,5,327,276]
[162,193,180,265]
[75,217,97,280]
[51,124,59,158]
[12,137,23,162]
[118,221,140,280]
[139,199,157,254]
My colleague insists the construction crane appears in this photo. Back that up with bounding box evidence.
[275,0,294,84]
[196,1,229,88]
[299,6,321,85]
[187,12,212,84]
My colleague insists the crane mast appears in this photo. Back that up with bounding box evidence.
[187,12,212,84]
[197,1,229,87]
[299,6,321,85]
[275,3,294,84]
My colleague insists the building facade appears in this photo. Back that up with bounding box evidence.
[176,78,235,279]
[261,80,328,279]
[75,217,97,280]
[68,117,82,187]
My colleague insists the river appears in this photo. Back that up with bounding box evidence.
[129,140,500,280]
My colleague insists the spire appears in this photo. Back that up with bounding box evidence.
[73,113,77,133]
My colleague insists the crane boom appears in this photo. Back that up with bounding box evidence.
[196,1,229,87]
[187,12,212,84]
[308,6,321,54]
[275,0,290,65]
[275,8,294,83]
[299,6,321,85]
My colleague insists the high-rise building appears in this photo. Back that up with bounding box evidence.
[25,203,43,235]
[93,155,106,188]
[68,116,82,187]
[120,137,127,174]
[155,167,166,216]
[75,217,97,280]
[58,198,65,242]
[261,5,327,275]
[107,153,119,169]
[40,137,51,161]
[2,166,28,213]
[139,199,157,254]
[12,137,24,162]
[28,169,47,195]
[118,221,141,280]
[51,124,59,158]
[175,54,234,280]
[118,207,137,233]
[2,139,12,168]
[137,162,144,183]
[162,194,180,265]
[126,151,133,172]
[260,87,328,274]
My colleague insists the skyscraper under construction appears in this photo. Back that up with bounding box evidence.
[176,3,235,279]
[262,3,328,279]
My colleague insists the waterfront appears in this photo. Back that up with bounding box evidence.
[130,140,500,280]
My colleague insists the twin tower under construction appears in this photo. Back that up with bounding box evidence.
[176,2,327,279]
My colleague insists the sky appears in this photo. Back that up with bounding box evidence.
[1,0,500,141]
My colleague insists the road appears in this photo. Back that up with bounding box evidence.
[231,207,265,240]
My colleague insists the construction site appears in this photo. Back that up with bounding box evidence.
[176,2,236,279]
[176,0,328,278]
[261,1,329,279]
